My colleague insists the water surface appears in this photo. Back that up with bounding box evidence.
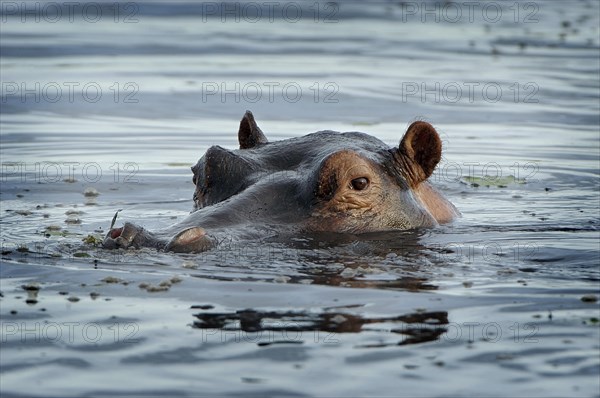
[1,1,599,397]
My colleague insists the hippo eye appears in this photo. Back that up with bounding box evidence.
[350,177,369,191]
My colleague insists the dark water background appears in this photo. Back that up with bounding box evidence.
[1,1,599,397]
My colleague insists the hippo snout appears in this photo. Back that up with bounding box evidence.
[165,227,216,253]
[103,222,215,253]
[103,222,149,250]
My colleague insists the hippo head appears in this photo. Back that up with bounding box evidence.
[189,111,457,234]
[104,111,457,253]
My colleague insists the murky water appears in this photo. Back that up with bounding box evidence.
[1,1,599,397]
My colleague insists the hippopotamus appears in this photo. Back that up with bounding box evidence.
[103,111,458,253]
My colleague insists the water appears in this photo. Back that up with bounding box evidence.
[1,1,599,397]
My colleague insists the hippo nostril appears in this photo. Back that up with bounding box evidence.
[110,227,123,239]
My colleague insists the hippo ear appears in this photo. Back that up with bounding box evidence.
[238,110,268,149]
[398,121,442,184]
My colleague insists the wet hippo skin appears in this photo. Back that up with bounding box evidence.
[103,111,459,253]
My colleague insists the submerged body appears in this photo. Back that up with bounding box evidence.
[103,111,459,253]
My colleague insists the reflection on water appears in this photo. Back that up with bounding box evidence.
[193,271,438,291]
[193,308,448,346]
